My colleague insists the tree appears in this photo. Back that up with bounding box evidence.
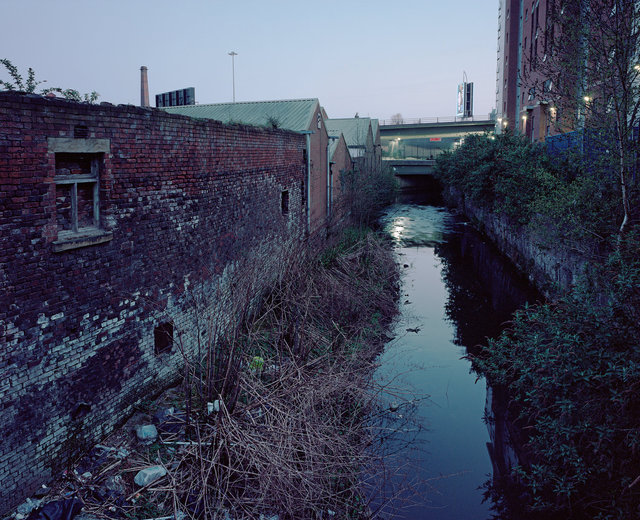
[0,59,99,103]
[390,113,404,125]
[527,0,640,238]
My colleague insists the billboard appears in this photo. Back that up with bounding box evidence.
[456,82,474,118]
[156,87,196,108]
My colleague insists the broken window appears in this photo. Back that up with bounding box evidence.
[281,190,289,215]
[54,153,101,237]
[154,322,174,355]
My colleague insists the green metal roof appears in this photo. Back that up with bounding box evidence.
[370,119,379,138]
[162,98,319,133]
[324,118,372,148]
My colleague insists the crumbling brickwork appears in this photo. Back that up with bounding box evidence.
[0,92,306,512]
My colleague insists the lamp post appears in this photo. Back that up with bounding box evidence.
[228,51,237,103]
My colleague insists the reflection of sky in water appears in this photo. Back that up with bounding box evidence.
[380,204,456,247]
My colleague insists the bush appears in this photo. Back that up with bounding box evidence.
[341,164,398,227]
[474,232,640,518]
[435,131,623,255]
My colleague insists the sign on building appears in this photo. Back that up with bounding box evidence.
[456,82,474,118]
[156,88,196,108]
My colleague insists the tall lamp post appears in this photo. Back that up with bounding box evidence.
[228,51,237,103]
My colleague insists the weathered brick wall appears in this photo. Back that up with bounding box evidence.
[329,135,352,228]
[0,92,306,512]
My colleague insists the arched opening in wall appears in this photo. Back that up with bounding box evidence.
[154,322,174,355]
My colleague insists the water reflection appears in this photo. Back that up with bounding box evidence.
[374,195,539,519]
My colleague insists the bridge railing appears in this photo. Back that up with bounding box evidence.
[379,114,495,126]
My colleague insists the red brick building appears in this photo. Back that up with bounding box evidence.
[496,0,557,141]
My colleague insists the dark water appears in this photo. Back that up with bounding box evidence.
[373,195,539,519]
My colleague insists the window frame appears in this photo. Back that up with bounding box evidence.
[47,138,113,252]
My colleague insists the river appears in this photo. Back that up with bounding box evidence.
[373,194,539,519]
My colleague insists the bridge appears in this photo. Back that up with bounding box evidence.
[380,116,495,189]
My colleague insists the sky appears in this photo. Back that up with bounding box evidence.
[0,0,499,121]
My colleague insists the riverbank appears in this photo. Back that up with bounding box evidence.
[10,229,401,520]
[434,133,640,518]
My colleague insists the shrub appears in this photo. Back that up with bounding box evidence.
[474,232,640,518]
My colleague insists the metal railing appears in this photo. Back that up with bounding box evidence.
[379,114,495,126]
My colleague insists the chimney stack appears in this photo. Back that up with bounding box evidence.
[140,66,149,107]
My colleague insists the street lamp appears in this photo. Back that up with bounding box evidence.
[228,51,237,103]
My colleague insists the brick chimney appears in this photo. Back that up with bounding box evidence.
[140,66,149,107]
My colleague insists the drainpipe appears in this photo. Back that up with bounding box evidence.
[326,140,331,222]
[301,131,313,235]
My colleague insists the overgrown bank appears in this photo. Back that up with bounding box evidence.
[23,229,400,520]
[435,133,640,519]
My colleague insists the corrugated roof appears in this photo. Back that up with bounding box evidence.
[370,119,379,138]
[162,98,319,133]
[324,118,372,148]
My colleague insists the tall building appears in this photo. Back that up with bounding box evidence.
[496,0,556,141]
[495,0,521,134]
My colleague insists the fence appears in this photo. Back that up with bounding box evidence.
[379,114,495,126]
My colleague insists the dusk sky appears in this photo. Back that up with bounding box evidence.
[1,0,498,121]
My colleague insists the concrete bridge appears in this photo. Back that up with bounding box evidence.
[381,117,495,161]
[380,117,495,189]
[384,159,438,190]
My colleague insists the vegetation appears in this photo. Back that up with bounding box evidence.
[435,131,629,256]
[435,124,640,518]
[166,229,400,519]
[476,233,640,519]
[0,58,99,103]
[525,0,640,236]
[341,163,398,228]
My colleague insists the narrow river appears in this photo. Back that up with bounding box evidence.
[374,194,539,519]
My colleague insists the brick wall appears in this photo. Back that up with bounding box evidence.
[0,92,306,512]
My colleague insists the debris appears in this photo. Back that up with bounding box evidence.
[154,408,186,436]
[406,327,421,333]
[94,444,129,459]
[16,498,42,516]
[389,402,400,412]
[33,485,50,498]
[25,499,83,520]
[134,465,167,487]
[94,475,126,502]
[136,424,159,444]
[207,400,221,414]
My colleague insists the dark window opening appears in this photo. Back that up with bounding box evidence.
[154,322,174,355]
[281,190,289,215]
[74,125,89,138]
[54,153,101,235]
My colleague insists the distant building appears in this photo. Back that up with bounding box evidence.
[324,117,379,172]
[495,0,521,134]
[496,0,554,141]
[327,133,352,226]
